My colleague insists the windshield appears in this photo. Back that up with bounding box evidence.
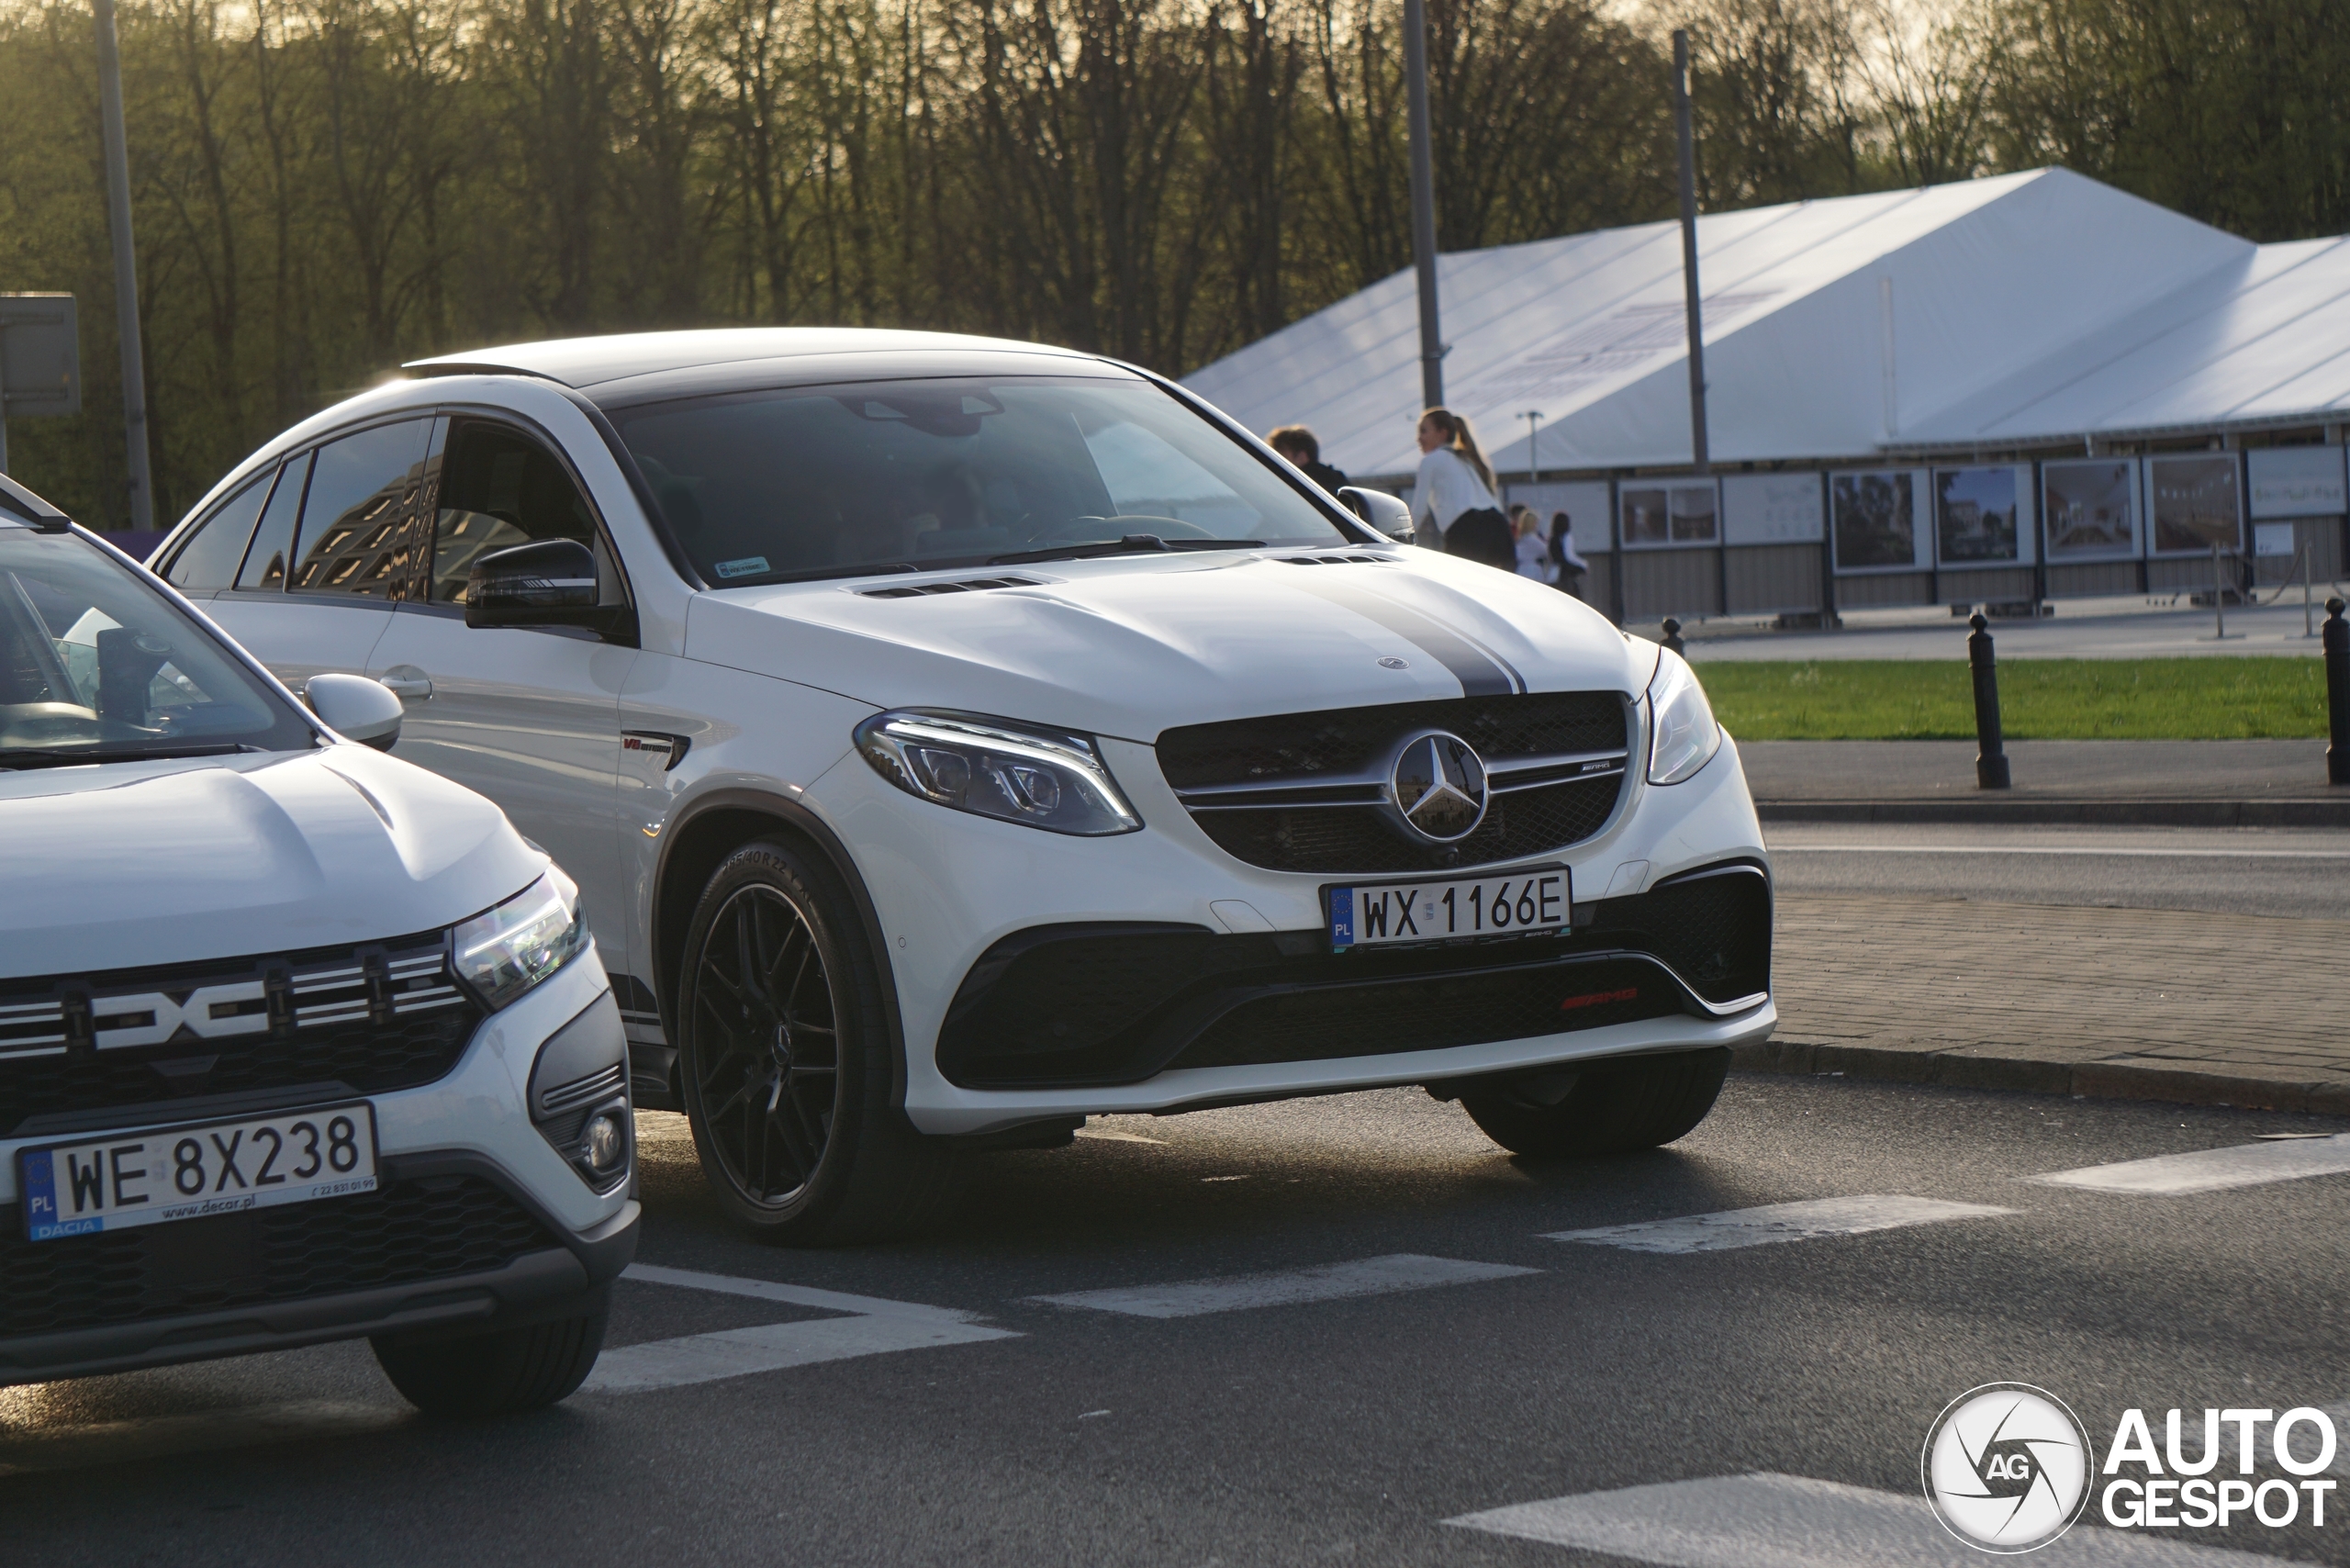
[0,526,315,766]
[610,375,1353,585]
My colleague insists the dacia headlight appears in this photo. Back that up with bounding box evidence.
[855,711,1141,835]
[1646,646,1722,785]
[453,868,590,1009]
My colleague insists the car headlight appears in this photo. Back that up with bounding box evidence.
[855,710,1142,835]
[454,868,590,1009]
[1646,647,1722,785]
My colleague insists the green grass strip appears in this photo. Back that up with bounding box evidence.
[1693,657,2330,740]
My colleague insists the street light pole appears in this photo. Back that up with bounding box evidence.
[1404,0,1443,410]
[93,0,154,530]
[1672,28,1710,477]
[1521,410,1541,485]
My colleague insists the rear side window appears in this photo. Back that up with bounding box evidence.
[163,467,276,591]
[289,420,432,599]
[431,423,597,603]
[237,452,310,590]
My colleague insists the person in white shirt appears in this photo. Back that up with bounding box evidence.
[1510,505,1555,583]
[1409,408,1513,570]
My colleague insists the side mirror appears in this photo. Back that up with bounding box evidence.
[304,672,404,752]
[1336,486,1415,545]
[466,538,599,630]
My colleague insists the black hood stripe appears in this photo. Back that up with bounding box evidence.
[1285,577,1524,697]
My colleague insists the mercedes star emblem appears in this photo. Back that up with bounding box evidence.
[1389,731,1488,843]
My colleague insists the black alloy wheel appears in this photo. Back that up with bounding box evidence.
[1458,1047,1731,1159]
[676,837,962,1243]
[691,880,842,1204]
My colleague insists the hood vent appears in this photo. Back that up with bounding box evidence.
[860,575,1042,599]
[1279,554,1387,566]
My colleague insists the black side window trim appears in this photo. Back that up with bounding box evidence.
[160,462,280,590]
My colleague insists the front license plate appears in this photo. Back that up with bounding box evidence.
[1327,868,1569,949]
[19,1103,377,1242]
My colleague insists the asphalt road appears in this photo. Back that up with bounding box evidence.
[5,1072,2348,1567]
[1766,822,2350,919]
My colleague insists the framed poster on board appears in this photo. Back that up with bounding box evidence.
[1618,480,1718,549]
[1721,472,1824,545]
[1933,466,2031,566]
[2042,460,2138,561]
[1830,470,1926,572]
[2248,447,2347,520]
[2147,454,2243,554]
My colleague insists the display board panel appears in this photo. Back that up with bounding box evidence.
[1618,480,1720,549]
[2247,446,2347,520]
[1933,465,2035,567]
[2147,454,2244,555]
[1722,472,1824,545]
[2042,459,2139,562]
[1830,469,1929,573]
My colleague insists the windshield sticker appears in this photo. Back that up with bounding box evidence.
[713,556,770,580]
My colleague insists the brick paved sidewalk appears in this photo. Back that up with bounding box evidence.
[1739,894,2350,1114]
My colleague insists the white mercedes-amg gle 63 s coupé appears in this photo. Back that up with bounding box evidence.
[156,329,1775,1244]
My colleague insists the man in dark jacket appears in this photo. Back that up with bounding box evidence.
[1268,425,1349,496]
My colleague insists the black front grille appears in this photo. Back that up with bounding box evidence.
[1188,775,1622,876]
[1157,692,1628,875]
[0,1176,554,1339]
[0,936,480,1137]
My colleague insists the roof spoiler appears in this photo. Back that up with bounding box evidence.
[0,472,72,533]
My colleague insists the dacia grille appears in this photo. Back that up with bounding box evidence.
[1156,691,1631,875]
[0,935,479,1137]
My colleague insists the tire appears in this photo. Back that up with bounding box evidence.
[675,836,962,1244]
[372,1292,609,1417]
[1460,1047,1730,1159]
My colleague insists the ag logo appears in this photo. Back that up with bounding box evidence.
[1923,1383,2094,1553]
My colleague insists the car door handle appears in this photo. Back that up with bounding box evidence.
[380,665,433,700]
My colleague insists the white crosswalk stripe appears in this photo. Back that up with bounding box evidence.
[1545,1195,2015,1254]
[579,1263,1020,1395]
[1445,1473,2300,1566]
[1026,1253,1537,1318]
[2027,1135,2350,1195]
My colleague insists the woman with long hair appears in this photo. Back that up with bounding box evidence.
[1411,408,1513,570]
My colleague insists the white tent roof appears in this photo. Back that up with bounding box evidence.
[1182,168,2350,481]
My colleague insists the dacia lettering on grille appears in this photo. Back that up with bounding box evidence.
[62,946,465,1053]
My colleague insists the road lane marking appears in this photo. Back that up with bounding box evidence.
[1027,1253,1538,1318]
[1545,1195,2016,1254]
[579,1264,1022,1394]
[623,1262,982,1323]
[1770,846,2350,859]
[0,1399,408,1477]
[579,1315,1018,1395]
[1074,1127,1168,1144]
[1445,1472,2296,1565]
[2028,1135,2350,1195]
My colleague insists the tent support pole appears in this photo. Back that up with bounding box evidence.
[1404,0,1443,410]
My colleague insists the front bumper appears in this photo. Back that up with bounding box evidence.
[807,723,1774,1136]
[0,949,634,1385]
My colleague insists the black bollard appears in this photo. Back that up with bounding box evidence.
[1968,611,2010,790]
[2326,598,2350,786]
[1662,617,1685,655]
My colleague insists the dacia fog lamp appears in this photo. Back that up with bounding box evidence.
[856,711,1142,835]
[1645,647,1722,785]
[454,868,591,1009]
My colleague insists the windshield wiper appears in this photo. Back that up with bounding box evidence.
[989,535,1265,566]
[0,742,261,772]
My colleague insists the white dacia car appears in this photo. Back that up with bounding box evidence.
[0,474,633,1413]
[156,329,1775,1245]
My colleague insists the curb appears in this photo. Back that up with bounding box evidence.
[1733,1037,2350,1117]
[1756,798,2350,827]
